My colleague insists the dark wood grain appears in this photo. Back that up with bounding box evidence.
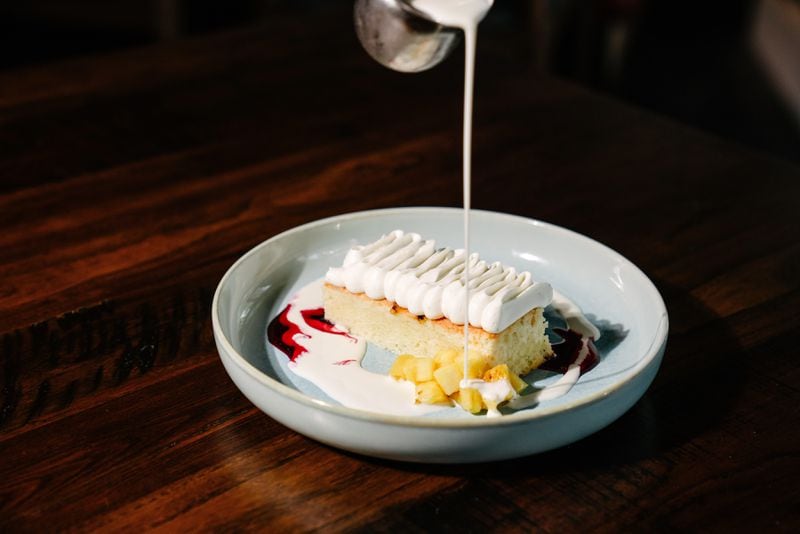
[1,3,799,532]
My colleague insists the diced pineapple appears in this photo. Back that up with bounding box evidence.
[466,357,489,379]
[402,363,417,382]
[483,363,527,393]
[483,363,511,382]
[415,381,451,405]
[509,373,528,393]
[390,351,525,414]
[416,358,436,383]
[453,387,484,414]
[405,358,434,384]
[433,363,463,395]
[389,354,416,380]
[434,348,460,367]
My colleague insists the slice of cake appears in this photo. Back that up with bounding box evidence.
[323,230,553,375]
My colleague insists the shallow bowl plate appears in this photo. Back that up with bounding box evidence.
[212,207,668,463]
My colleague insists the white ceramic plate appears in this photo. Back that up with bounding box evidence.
[212,208,668,463]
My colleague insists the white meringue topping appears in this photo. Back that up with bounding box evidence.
[325,230,552,333]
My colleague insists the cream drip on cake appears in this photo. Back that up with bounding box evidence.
[325,230,553,334]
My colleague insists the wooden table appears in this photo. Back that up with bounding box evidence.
[2,5,799,531]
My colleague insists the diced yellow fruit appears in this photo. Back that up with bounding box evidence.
[409,357,436,383]
[389,354,415,380]
[466,357,489,379]
[453,387,484,414]
[415,381,451,405]
[433,363,463,395]
[401,358,417,381]
[509,373,528,393]
[434,348,460,367]
[483,364,511,382]
[483,363,527,393]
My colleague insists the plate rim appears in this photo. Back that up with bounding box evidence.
[212,206,669,428]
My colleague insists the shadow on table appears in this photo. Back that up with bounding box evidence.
[355,278,746,476]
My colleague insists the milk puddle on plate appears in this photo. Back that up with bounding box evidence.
[268,279,440,416]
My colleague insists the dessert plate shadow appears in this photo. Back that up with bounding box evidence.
[212,207,668,463]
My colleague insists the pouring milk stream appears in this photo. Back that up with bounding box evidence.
[399,0,495,382]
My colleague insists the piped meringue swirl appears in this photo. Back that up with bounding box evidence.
[325,230,553,333]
